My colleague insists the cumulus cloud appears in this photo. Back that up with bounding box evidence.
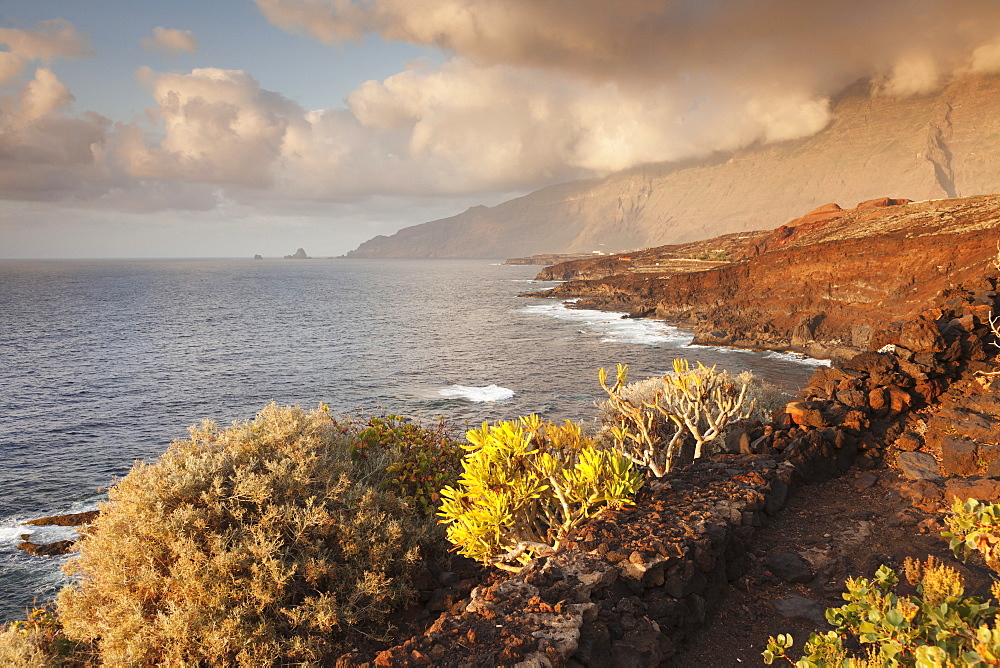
[141,27,198,56]
[8,4,1000,221]
[118,61,831,201]
[121,67,302,188]
[0,67,110,200]
[0,18,90,61]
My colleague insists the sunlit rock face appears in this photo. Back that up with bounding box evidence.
[533,193,1000,359]
[346,75,1000,259]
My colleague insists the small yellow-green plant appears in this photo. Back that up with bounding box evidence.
[944,498,1000,573]
[438,415,643,569]
[336,413,464,517]
[599,360,754,476]
[765,498,1000,667]
[56,403,430,666]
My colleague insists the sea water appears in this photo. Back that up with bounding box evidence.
[0,258,824,622]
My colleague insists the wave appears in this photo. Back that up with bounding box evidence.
[519,301,689,346]
[688,343,832,367]
[764,351,832,367]
[438,384,516,402]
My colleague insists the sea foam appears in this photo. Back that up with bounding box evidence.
[520,301,688,346]
[438,384,516,402]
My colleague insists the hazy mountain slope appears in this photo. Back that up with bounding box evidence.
[346,75,1000,258]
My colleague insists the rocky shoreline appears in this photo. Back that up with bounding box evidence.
[528,195,1000,361]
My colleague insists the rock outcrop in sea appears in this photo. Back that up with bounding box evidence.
[284,248,309,259]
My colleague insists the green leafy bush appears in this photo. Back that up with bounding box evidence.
[336,414,464,517]
[56,403,430,666]
[438,415,643,569]
[599,360,755,476]
[945,498,1000,573]
[765,498,1000,667]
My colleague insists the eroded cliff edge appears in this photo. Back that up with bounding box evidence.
[529,195,1000,359]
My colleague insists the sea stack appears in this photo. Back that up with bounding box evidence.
[284,248,309,259]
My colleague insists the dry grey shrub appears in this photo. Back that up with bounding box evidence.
[598,365,786,470]
[0,626,50,667]
[56,402,430,666]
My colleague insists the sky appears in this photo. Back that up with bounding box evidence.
[3,1,1000,258]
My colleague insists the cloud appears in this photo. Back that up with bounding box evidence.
[254,0,1000,90]
[7,4,1000,226]
[0,18,90,61]
[121,67,302,188]
[141,27,198,56]
[0,68,111,200]
[0,52,25,85]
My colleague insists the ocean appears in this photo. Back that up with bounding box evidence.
[0,258,824,622]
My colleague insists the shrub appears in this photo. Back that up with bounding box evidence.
[438,415,643,569]
[599,360,755,476]
[944,498,1000,573]
[336,414,464,518]
[0,606,92,667]
[56,403,430,666]
[765,498,1000,666]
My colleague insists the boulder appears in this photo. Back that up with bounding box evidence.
[899,317,945,353]
[835,390,867,410]
[786,401,829,428]
[868,388,888,414]
[886,386,913,416]
[944,478,1000,503]
[939,436,980,477]
[895,480,944,508]
[773,596,828,626]
[767,552,813,584]
[895,452,941,481]
[842,352,895,375]
[893,431,923,452]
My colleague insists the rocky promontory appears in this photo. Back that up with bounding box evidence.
[530,195,1000,359]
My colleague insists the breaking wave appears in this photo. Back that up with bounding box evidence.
[519,301,689,346]
[438,384,516,402]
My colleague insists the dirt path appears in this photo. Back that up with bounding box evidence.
[667,469,994,667]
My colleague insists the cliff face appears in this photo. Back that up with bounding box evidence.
[531,195,1000,359]
[346,75,1000,259]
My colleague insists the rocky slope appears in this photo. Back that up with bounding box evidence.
[531,194,1000,359]
[334,307,1000,666]
[347,75,1000,259]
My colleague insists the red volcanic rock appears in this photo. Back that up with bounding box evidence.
[886,386,913,417]
[25,510,98,526]
[856,196,911,209]
[531,195,1000,358]
[899,317,946,353]
[807,203,843,215]
[786,401,828,428]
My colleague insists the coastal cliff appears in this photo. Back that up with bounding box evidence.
[530,195,1000,359]
[347,75,1000,259]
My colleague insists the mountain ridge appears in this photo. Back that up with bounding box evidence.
[346,74,1000,258]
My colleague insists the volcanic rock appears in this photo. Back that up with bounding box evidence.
[25,510,98,526]
[895,452,942,481]
[530,194,1000,358]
